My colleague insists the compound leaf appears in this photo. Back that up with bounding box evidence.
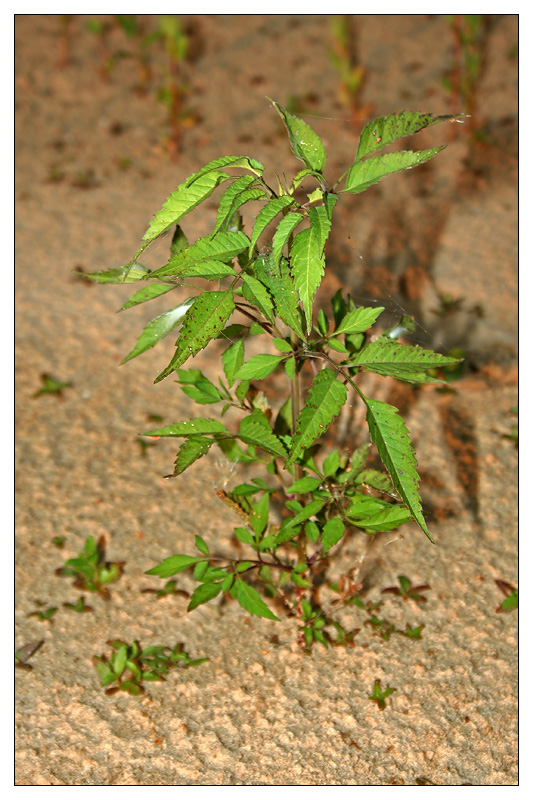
[363,395,431,541]
[155,290,235,383]
[288,368,347,465]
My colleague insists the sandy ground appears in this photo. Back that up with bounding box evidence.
[15,15,518,785]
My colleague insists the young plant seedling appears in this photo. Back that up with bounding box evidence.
[381,575,431,605]
[56,535,124,597]
[63,596,94,613]
[90,100,466,648]
[442,15,486,140]
[154,15,194,159]
[328,15,373,128]
[369,679,396,710]
[15,640,44,671]
[33,373,72,398]
[93,639,208,695]
[27,603,58,623]
[495,580,518,613]
[141,579,189,600]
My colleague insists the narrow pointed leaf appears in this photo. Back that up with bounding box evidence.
[187,582,222,611]
[139,170,229,256]
[184,156,264,187]
[119,283,176,311]
[334,306,385,336]
[150,231,249,279]
[81,264,150,284]
[143,418,229,438]
[347,341,462,380]
[235,579,279,620]
[271,100,326,172]
[288,368,347,465]
[121,303,192,364]
[290,227,325,333]
[322,518,345,552]
[355,111,467,161]
[221,339,245,386]
[342,148,445,195]
[255,255,305,340]
[155,291,235,383]
[241,274,275,322]
[249,196,296,255]
[236,354,285,381]
[145,554,206,578]
[212,176,264,236]
[363,395,432,541]
[308,205,332,253]
[353,505,413,532]
[176,369,224,404]
[271,212,305,266]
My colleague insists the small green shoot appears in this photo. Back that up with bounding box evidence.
[93,639,208,695]
[369,679,396,710]
[52,536,66,549]
[27,603,58,623]
[495,580,518,613]
[328,16,373,128]
[15,640,44,671]
[56,535,124,596]
[381,575,431,605]
[33,373,72,398]
[63,596,94,613]
[141,579,189,600]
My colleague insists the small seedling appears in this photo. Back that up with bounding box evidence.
[56,535,124,597]
[27,603,58,623]
[90,101,466,649]
[504,406,518,448]
[93,639,208,695]
[33,373,72,398]
[495,580,518,613]
[328,16,373,128]
[141,579,189,599]
[52,536,66,549]
[15,640,44,671]
[63,596,93,613]
[442,15,486,139]
[381,575,431,605]
[369,679,396,710]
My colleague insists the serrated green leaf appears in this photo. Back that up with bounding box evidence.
[145,554,206,578]
[354,505,412,532]
[277,499,327,538]
[308,205,332,253]
[347,340,462,382]
[271,100,326,172]
[355,111,467,161]
[288,368,347,465]
[363,395,432,541]
[355,468,394,494]
[170,224,188,257]
[171,437,213,476]
[121,303,193,364]
[150,231,249,279]
[322,518,345,552]
[287,476,322,493]
[255,255,305,340]
[176,368,224,404]
[221,339,245,387]
[184,156,264,187]
[290,227,325,333]
[119,283,177,311]
[212,176,264,237]
[236,354,285,381]
[241,274,275,322]
[238,409,288,458]
[249,196,296,255]
[155,290,235,383]
[143,418,229,437]
[271,213,305,266]
[138,171,229,256]
[235,579,279,620]
[342,148,445,195]
[81,264,150,284]
[187,582,222,611]
[334,306,385,336]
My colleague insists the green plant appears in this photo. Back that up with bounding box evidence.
[33,373,72,398]
[56,535,124,596]
[154,15,194,159]
[63,596,94,613]
[442,15,486,138]
[381,575,431,605]
[93,639,208,695]
[328,16,373,128]
[27,603,58,623]
[369,679,396,710]
[89,101,465,648]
